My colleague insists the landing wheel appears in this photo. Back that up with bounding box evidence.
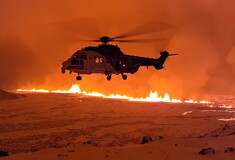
[76,76,82,81]
[107,75,111,81]
[122,74,127,80]
[61,68,65,74]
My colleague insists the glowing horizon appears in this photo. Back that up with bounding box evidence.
[17,84,212,104]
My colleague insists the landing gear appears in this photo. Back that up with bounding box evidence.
[122,74,127,80]
[61,68,65,74]
[104,70,109,75]
[105,71,112,81]
[76,75,82,81]
[107,75,111,81]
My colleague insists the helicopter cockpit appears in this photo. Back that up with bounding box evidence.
[70,51,87,66]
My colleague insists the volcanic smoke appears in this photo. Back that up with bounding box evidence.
[1,0,235,99]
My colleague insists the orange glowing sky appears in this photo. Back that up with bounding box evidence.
[1,0,235,99]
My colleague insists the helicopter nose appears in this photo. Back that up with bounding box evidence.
[61,61,67,74]
[62,61,66,66]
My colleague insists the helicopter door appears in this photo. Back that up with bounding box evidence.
[93,56,105,73]
[80,53,88,69]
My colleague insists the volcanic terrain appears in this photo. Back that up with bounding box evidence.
[0,92,234,160]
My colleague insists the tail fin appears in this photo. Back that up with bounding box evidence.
[158,51,169,65]
[154,51,178,70]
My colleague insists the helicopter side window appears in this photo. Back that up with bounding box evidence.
[95,57,103,63]
[99,58,103,63]
[95,57,100,63]
[71,59,79,65]
[80,54,87,60]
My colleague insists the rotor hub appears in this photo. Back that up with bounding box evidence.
[99,36,113,44]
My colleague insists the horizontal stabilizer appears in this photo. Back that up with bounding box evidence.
[169,53,179,56]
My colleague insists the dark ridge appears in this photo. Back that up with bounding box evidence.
[0,89,26,100]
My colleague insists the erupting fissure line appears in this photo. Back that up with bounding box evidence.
[17,84,212,104]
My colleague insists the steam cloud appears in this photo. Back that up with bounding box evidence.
[0,0,235,98]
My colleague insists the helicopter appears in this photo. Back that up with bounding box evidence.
[61,35,178,81]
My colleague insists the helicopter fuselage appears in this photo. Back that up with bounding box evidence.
[61,44,175,80]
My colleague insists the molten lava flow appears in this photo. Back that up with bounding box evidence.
[17,84,212,104]
[17,85,235,122]
[17,88,49,93]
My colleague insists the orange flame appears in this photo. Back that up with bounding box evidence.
[17,84,212,104]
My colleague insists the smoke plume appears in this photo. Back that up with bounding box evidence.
[1,0,235,98]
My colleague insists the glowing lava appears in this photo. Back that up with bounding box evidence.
[17,84,212,104]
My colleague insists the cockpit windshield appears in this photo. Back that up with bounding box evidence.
[72,51,87,60]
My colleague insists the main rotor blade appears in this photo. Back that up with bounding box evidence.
[114,37,170,43]
[112,21,173,39]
